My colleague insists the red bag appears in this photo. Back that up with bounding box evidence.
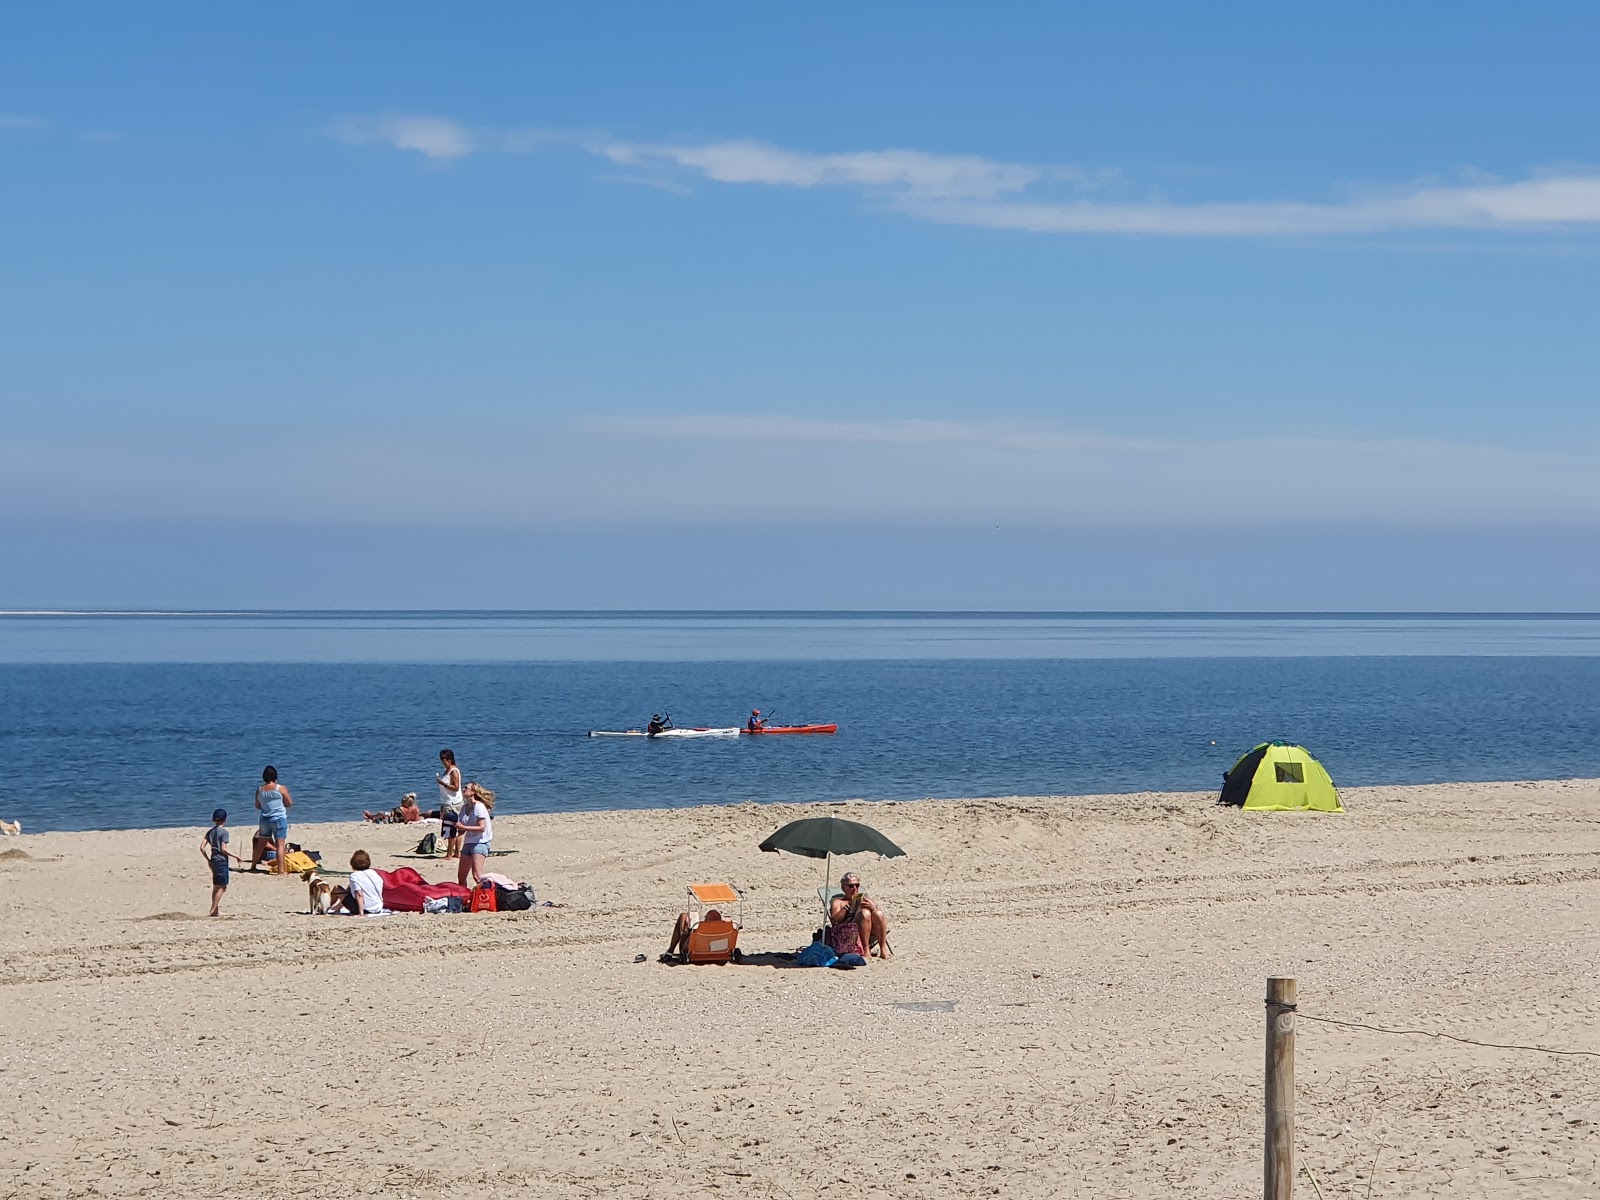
[470,881,498,913]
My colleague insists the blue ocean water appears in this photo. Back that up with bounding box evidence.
[2,612,1599,833]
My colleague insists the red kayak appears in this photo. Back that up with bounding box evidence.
[743,723,838,735]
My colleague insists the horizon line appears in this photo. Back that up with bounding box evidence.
[5,609,1600,620]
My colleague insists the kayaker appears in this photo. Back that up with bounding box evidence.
[647,713,672,736]
[746,709,765,733]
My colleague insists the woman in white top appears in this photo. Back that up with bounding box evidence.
[455,784,494,887]
[341,849,385,915]
[437,749,464,860]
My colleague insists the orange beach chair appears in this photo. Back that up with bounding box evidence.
[682,882,744,964]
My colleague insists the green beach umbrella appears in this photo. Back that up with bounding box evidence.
[759,815,906,895]
[759,816,906,860]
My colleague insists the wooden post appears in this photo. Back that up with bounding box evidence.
[1264,977,1297,1200]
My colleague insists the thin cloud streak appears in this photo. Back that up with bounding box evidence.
[591,137,1061,199]
[6,418,1595,531]
[329,111,1600,238]
[903,175,1600,236]
[580,412,1588,473]
[580,414,1163,454]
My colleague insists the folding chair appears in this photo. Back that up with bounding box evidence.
[682,882,744,964]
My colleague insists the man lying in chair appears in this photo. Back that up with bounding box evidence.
[829,871,892,960]
[660,908,740,964]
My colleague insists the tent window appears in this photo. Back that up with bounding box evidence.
[1275,762,1304,784]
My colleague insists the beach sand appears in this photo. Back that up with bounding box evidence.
[2,780,1597,1198]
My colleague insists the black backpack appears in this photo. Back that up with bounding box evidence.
[415,832,438,856]
[496,883,535,911]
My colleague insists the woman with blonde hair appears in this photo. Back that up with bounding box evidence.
[455,782,494,887]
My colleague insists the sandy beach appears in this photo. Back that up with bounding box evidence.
[2,780,1597,1199]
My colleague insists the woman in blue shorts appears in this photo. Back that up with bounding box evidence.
[455,783,494,887]
[252,765,294,874]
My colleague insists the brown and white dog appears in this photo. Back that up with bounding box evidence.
[0,819,20,837]
[304,869,333,915]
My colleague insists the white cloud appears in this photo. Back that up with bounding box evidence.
[328,113,1600,238]
[904,174,1600,236]
[329,113,476,160]
[0,114,45,130]
[591,137,1055,200]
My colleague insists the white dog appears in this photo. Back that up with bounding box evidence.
[304,869,333,915]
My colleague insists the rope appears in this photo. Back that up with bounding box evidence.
[1297,1011,1600,1059]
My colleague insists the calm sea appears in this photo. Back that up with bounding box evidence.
[2,611,1598,833]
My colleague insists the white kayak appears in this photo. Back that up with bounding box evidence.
[588,727,741,739]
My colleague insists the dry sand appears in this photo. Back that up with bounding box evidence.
[2,780,1598,1199]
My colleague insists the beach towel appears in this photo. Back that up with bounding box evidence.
[795,941,838,968]
[375,867,470,914]
[279,850,318,874]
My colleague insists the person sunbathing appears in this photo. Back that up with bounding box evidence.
[660,908,723,963]
[364,793,423,824]
[828,872,892,959]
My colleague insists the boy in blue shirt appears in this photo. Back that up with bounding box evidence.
[200,808,242,917]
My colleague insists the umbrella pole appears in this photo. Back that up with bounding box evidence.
[821,852,831,931]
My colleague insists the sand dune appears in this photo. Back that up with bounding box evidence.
[2,780,1597,1198]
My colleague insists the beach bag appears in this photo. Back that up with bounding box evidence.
[415,832,437,856]
[495,884,534,912]
[280,850,318,874]
[795,941,838,968]
[470,882,498,913]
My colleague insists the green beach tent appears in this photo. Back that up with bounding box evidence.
[1218,742,1344,812]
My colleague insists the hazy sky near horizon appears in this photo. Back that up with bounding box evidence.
[4,4,1599,608]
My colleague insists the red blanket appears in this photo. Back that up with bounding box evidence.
[376,867,471,913]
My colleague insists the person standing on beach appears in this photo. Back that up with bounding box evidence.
[251,766,293,874]
[200,807,241,917]
[456,784,493,887]
[437,749,465,859]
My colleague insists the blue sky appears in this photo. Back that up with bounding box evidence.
[3,4,1598,609]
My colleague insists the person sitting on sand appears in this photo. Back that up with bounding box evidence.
[337,850,385,915]
[660,908,723,963]
[828,872,892,960]
[364,793,423,824]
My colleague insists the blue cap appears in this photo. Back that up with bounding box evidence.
[212,808,228,823]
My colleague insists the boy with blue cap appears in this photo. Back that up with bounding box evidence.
[200,808,242,917]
